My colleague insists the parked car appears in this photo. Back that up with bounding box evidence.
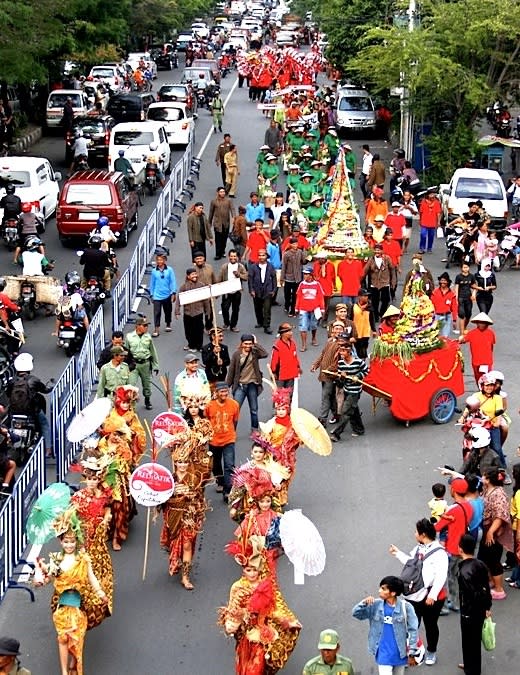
[87,64,125,93]
[275,31,296,47]
[108,121,171,178]
[147,102,196,147]
[192,59,221,84]
[439,168,509,231]
[46,89,91,129]
[65,114,116,165]
[0,156,61,221]
[57,170,138,245]
[106,92,156,123]
[335,86,376,134]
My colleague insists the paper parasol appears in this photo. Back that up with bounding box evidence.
[290,408,332,456]
[66,398,112,443]
[26,483,71,544]
[279,509,326,577]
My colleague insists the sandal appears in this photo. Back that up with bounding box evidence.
[152,332,159,338]
[112,540,122,551]
[311,340,319,346]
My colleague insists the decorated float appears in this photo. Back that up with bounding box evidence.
[364,273,465,424]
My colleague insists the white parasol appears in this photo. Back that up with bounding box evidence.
[66,398,113,443]
[279,509,326,584]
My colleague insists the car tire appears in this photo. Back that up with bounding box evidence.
[131,209,139,231]
[118,226,129,247]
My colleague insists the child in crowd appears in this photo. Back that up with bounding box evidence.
[428,482,447,522]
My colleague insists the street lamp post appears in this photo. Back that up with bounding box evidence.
[399,0,417,161]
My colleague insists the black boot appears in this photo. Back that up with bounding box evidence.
[145,397,152,410]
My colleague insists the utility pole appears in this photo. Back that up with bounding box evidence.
[399,0,416,161]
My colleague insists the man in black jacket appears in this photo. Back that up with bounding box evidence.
[201,327,230,393]
[248,248,277,334]
[97,330,136,371]
[79,235,111,292]
[457,534,492,674]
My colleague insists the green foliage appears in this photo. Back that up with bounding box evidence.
[423,122,479,185]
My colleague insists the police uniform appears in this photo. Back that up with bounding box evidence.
[96,347,131,398]
[302,654,355,675]
[124,318,159,407]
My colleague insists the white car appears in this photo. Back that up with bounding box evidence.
[125,53,157,79]
[191,22,209,39]
[0,157,62,221]
[146,102,196,147]
[108,121,171,177]
[46,89,91,128]
[88,64,125,93]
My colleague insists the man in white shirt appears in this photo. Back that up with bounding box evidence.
[360,144,373,199]
[508,175,520,220]
[218,249,248,332]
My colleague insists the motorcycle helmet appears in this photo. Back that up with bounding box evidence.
[89,234,102,248]
[0,277,5,291]
[25,235,42,251]
[488,370,504,383]
[470,426,491,449]
[97,216,109,228]
[65,270,81,290]
[21,202,32,213]
[14,353,34,372]
[5,183,15,194]
[118,149,125,157]
[149,142,158,151]
[479,372,496,388]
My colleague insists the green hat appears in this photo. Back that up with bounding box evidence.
[110,345,128,356]
[318,629,339,650]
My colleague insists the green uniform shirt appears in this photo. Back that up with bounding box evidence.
[305,204,325,225]
[306,137,319,156]
[324,134,339,155]
[260,163,280,180]
[302,654,355,675]
[256,151,268,167]
[297,182,315,204]
[288,134,305,153]
[124,331,159,370]
[96,361,131,397]
[287,174,301,192]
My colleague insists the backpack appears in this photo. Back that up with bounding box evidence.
[9,375,35,415]
[400,546,442,596]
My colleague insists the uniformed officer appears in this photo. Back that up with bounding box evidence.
[302,629,355,675]
[96,346,131,398]
[124,317,159,410]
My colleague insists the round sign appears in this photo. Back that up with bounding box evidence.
[130,462,174,507]
[151,411,188,448]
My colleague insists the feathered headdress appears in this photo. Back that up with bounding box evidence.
[53,507,84,542]
[250,431,276,456]
[225,533,266,569]
[231,465,273,499]
[101,410,132,439]
[114,385,139,405]
[272,387,291,409]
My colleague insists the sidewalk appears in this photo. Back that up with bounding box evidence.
[10,123,42,155]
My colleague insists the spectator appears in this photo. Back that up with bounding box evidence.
[201,327,230,393]
[363,244,397,322]
[0,636,31,674]
[270,322,301,391]
[226,333,267,432]
[175,268,210,352]
[173,353,210,413]
[281,237,305,317]
[149,254,177,337]
[244,192,265,224]
[205,382,239,501]
[208,186,235,261]
[218,249,248,332]
[248,249,277,335]
[418,190,442,254]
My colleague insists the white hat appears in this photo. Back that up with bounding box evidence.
[391,201,401,207]
[315,251,328,259]
[343,143,352,150]
[470,426,491,449]
[381,305,400,319]
[14,353,34,372]
[260,144,269,150]
[310,194,322,204]
[470,312,493,324]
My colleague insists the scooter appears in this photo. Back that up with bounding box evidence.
[57,318,86,357]
[496,227,520,270]
[1,216,19,251]
[18,279,37,320]
[82,276,106,313]
[444,224,475,268]
[145,161,158,196]
[171,50,179,68]
[196,88,208,109]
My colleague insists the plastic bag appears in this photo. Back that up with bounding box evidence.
[436,226,444,238]
[481,616,496,651]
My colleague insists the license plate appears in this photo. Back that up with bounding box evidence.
[59,330,76,338]
[131,157,142,164]
[78,212,99,221]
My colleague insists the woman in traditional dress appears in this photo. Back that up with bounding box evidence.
[218,538,301,675]
[182,395,214,466]
[34,511,107,675]
[234,490,282,577]
[159,437,212,589]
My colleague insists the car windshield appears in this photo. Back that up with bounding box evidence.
[76,120,105,134]
[338,96,373,112]
[65,184,112,205]
[160,86,186,97]
[0,171,30,187]
[91,68,115,78]
[182,69,210,81]
[148,108,183,121]
[48,93,83,109]
[455,177,504,200]
[113,131,155,145]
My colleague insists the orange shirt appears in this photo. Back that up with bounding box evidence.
[337,259,364,297]
[205,398,240,446]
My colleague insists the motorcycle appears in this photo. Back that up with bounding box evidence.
[444,223,476,268]
[196,87,208,109]
[496,227,520,270]
[171,50,179,68]
[145,161,158,196]
[18,279,37,320]
[1,216,19,251]
[57,318,86,357]
[8,414,39,466]
[496,117,511,139]
[82,276,106,313]
[0,343,14,408]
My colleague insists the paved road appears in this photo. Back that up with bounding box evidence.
[1,65,520,674]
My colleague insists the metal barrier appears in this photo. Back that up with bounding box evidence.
[76,305,105,406]
[51,358,82,483]
[0,437,45,603]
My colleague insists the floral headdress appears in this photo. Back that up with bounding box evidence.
[271,387,291,410]
[53,507,84,543]
[231,465,273,499]
[114,385,139,405]
[225,533,266,569]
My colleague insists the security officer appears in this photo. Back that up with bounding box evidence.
[124,317,159,410]
[302,629,355,675]
[96,345,131,398]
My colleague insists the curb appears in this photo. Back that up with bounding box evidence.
[11,125,43,155]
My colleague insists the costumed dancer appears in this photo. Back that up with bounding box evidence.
[33,510,108,675]
[159,433,212,589]
[218,536,301,675]
[181,393,214,466]
[99,386,145,551]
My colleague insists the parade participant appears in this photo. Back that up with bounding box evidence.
[33,510,108,675]
[458,312,496,385]
[259,154,280,190]
[266,229,282,305]
[201,327,230,392]
[389,518,448,667]
[219,249,248,331]
[366,155,386,195]
[96,346,131,398]
[304,195,325,231]
[311,325,348,426]
[280,238,305,317]
[296,172,315,210]
[278,211,292,241]
[205,382,239,500]
[96,331,136,371]
[182,398,214,465]
[294,267,325,352]
[351,289,376,359]
[267,193,291,230]
[457,534,492,675]
[281,225,311,253]
[159,438,212,589]
[286,164,301,201]
[173,353,210,414]
[418,190,442,254]
[330,343,368,441]
[224,144,239,198]
[256,145,270,173]
[365,187,388,227]
[0,636,31,675]
[245,218,270,264]
[381,228,402,275]
[323,126,339,163]
[344,144,357,190]
[402,253,434,297]
[248,249,277,335]
[363,244,397,322]
[264,119,283,156]
[363,225,376,250]
[360,144,373,199]
[174,267,211,352]
[302,629,355,675]
[209,186,235,261]
[215,133,232,185]
[371,214,387,244]
[270,323,301,392]
[378,305,401,336]
[227,334,268,432]
[312,252,336,324]
[230,207,248,259]
[187,202,213,260]
[337,248,364,306]
[332,303,357,342]
[124,317,159,410]
[398,191,418,254]
[218,539,301,675]
[431,272,457,338]
[149,254,177,337]
[352,576,420,674]
[454,262,476,335]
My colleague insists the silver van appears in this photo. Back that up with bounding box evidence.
[335,86,376,134]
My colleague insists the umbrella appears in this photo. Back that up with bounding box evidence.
[26,483,71,544]
[66,398,112,443]
[279,509,326,577]
[290,408,332,456]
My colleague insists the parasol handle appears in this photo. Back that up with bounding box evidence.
[266,364,278,391]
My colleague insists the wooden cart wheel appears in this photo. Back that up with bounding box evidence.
[430,388,456,424]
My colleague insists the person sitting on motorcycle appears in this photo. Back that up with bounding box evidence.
[145,143,166,188]
[389,148,406,191]
[79,234,111,293]
[0,276,21,355]
[12,203,44,263]
[114,149,135,179]
[0,183,21,225]
[133,68,144,90]
[68,129,90,177]
[52,290,89,338]
[7,352,53,459]
[93,216,119,277]
[20,236,53,275]
[196,73,208,98]
[401,161,420,193]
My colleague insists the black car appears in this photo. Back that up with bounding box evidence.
[157,83,194,111]
[106,92,156,123]
[150,44,178,70]
[65,114,116,165]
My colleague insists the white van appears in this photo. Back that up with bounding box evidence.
[335,86,376,134]
[0,156,62,221]
[108,121,171,176]
[46,89,91,128]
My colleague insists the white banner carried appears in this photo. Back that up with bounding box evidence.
[178,277,242,306]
